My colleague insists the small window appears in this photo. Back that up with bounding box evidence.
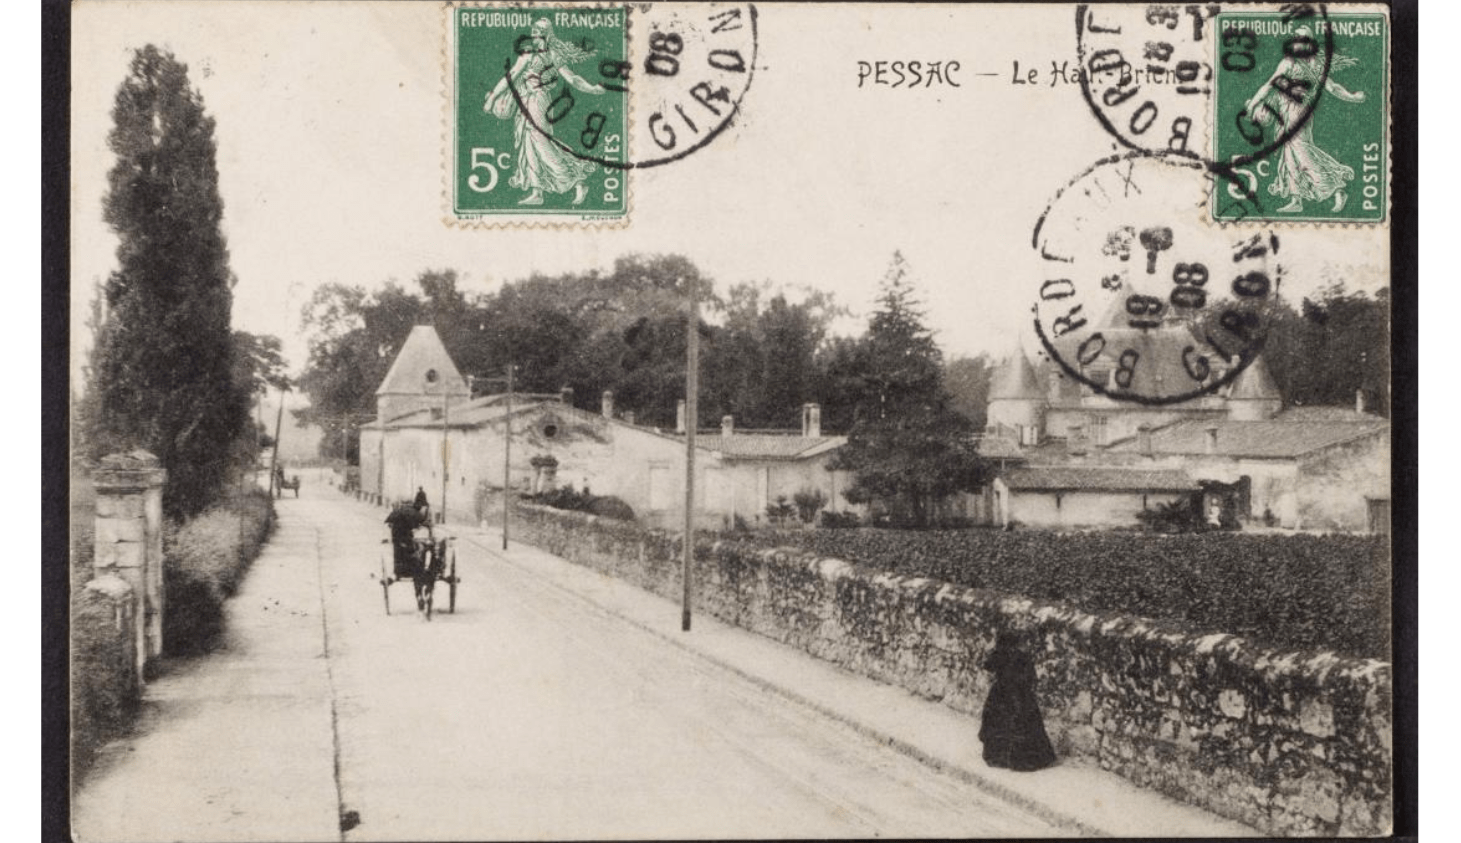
[424,368,439,384]
[542,423,559,439]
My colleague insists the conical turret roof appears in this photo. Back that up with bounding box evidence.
[1228,354,1281,402]
[989,351,1043,400]
[375,325,471,398]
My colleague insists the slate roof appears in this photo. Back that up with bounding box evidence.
[1000,466,1198,492]
[989,352,1043,400]
[973,435,1026,460]
[1227,355,1281,401]
[1059,325,1213,398]
[694,434,845,460]
[384,395,554,428]
[375,326,471,398]
[1105,416,1389,459]
[1273,406,1387,423]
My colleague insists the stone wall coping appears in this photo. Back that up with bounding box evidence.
[84,574,134,601]
[93,468,167,492]
[523,503,1391,694]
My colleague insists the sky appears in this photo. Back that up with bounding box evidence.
[70,1,1390,384]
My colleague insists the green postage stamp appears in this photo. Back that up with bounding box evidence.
[451,7,629,222]
[1211,10,1389,223]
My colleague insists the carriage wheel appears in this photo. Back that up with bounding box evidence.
[448,551,457,614]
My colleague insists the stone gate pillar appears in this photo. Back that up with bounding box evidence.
[93,451,167,676]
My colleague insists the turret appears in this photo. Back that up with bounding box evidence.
[374,326,472,423]
[1226,355,1282,421]
[987,351,1045,442]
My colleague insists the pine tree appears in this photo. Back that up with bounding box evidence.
[833,253,984,527]
[88,45,247,517]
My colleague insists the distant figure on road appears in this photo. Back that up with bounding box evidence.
[386,502,427,578]
[414,486,430,520]
[978,629,1056,772]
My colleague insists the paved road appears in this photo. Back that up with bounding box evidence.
[308,488,1067,840]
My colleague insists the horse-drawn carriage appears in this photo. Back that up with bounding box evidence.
[272,466,301,498]
[378,512,459,620]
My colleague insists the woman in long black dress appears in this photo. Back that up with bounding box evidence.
[978,629,1056,771]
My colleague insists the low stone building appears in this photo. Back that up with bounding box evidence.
[358,326,853,529]
[1101,407,1391,531]
[984,338,1391,532]
[991,465,1198,530]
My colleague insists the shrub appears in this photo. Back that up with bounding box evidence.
[792,488,828,524]
[587,495,636,522]
[70,582,138,779]
[819,510,861,529]
[537,486,593,512]
[163,488,274,655]
[533,486,636,522]
[765,495,795,525]
[1135,499,1202,533]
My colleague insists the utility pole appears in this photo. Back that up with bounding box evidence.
[441,386,450,525]
[503,364,514,551]
[267,386,286,499]
[683,279,698,632]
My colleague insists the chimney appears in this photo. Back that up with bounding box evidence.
[560,386,574,406]
[1356,389,1366,415]
[623,410,636,426]
[1204,425,1219,454]
[601,390,614,419]
[676,399,687,433]
[721,415,734,437]
[1137,423,1153,457]
[802,403,822,438]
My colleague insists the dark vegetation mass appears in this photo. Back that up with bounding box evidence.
[722,528,1391,661]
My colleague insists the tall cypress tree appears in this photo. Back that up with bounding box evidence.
[89,45,246,517]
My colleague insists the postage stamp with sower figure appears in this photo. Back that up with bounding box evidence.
[1211,10,1389,223]
[452,7,630,221]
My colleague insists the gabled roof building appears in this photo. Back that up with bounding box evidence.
[358,327,855,530]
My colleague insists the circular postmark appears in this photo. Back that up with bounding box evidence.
[502,3,758,170]
[1031,153,1282,406]
[1074,3,1334,170]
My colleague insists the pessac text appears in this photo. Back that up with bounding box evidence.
[856,60,961,88]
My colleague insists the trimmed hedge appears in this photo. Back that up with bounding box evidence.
[71,581,137,778]
[163,488,275,655]
[721,529,1390,660]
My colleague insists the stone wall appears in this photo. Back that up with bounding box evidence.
[512,504,1392,837]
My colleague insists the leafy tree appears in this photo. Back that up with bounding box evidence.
[295,278,431,461]
[814,335,872,435]
[831,253,986,527]
[943,353,993,431]
[232,331,291,396]
[294,252,859,453]
[1200,284,1390,416]
[706,283,843,429]
[86,45,248,517]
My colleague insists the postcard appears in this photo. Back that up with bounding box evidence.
[68,3,1396,840]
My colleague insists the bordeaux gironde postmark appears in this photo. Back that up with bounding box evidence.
[1211,11,1389,223]
[451,7,630,221]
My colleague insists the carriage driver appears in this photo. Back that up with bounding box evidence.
[385,500,428,577]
